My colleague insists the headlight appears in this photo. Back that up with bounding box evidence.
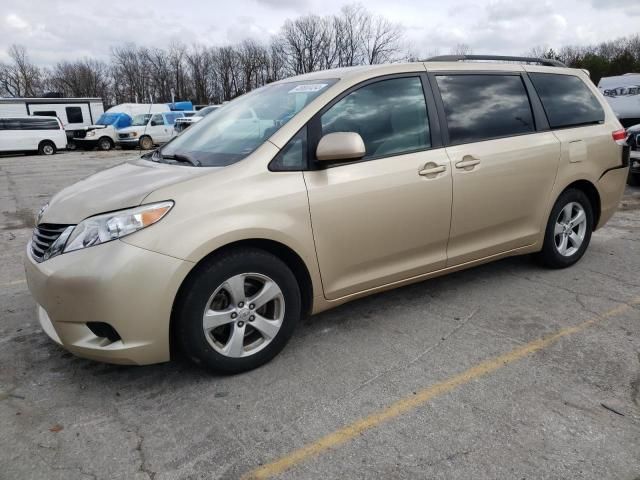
[86,130,96,137]
[131,132,138,138]
[62,201,173,254]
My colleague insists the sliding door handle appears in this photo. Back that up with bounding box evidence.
[455,157,480,169]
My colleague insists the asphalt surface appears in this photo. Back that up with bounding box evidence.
[1,149,639,480]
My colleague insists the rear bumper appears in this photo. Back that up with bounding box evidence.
[597,166,628,229]
[24,240,194,365]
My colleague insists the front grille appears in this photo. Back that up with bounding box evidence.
[31,223,73,262]
[118,133,130,139]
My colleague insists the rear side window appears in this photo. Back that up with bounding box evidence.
[65,106,83,123]
[529,73,604,129]
[320,76,430,159]
[20,118,60,130]
[436,74,535,144]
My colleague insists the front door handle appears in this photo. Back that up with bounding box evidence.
[419,164,446,177]
[455,157,480,170]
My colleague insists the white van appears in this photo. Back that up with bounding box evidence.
[0,116,67,155]
[0,97,104,146]
[76,103,171,151]
[117,111,185,150]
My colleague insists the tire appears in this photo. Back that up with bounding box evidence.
[66,141,77,151]
[537,188,594,269]
[38,140,56,156]
[139,136,153,150]
[628,171,640,187]
[98,137,113,151]
[175,248,301,374]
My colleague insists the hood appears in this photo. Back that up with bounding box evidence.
[40,159,213,224]
[118,126,144,134]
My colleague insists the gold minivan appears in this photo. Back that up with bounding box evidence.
[25,55,629,373]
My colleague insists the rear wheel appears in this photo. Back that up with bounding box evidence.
[537,189,593,268]
[38,140,56,156]
[176,248,301,374]
[139,136,153,150]
[98,137,113,151]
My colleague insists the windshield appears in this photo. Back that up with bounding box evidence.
[131,114,152,126]
[160,79,337,167]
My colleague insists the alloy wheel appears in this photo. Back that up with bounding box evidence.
[554,201,587,257]
[202,273,285,358]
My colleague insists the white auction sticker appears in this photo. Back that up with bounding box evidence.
[288,84,328,93]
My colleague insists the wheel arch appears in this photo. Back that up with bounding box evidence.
[98,136,114,147]
[169,238,315,358]
[560,179,601,229]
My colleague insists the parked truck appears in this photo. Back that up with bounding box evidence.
[75,103,171,151]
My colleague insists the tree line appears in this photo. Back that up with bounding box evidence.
[1,3,639,107]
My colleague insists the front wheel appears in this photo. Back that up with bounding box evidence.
[536,189,593,268]
[175,248,301,374]
[98,137,113,151]
[139,136,153,150]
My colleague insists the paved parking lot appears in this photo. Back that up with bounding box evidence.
[1,150,639,480]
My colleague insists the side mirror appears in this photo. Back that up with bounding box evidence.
[150,121,158,126]
[316,132,365,162]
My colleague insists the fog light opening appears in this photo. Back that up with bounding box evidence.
[86,322,121,343]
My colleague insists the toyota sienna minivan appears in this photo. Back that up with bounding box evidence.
[25,56,629,373]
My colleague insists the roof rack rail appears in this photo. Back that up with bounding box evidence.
[425,54,567,68]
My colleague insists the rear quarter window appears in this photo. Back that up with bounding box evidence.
[529,73,604,129]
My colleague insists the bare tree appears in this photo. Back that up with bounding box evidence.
[450,43,473,56]
[48,58,111,100]
[0,44,42,97]
[362,14,403,64]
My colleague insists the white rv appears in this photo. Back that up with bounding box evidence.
[598,73,640,128]
[0,97,104,147]
[75,103,170,151]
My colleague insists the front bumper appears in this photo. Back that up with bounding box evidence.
[24,239,194,365]
[74,138,99,148]
[117,138,140,147]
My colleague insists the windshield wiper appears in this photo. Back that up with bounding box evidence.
[152,151,201,167]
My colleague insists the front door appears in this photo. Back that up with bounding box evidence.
[148,113,167,143]
[304,75,452,300]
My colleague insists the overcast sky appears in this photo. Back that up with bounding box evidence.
[1,0,639,65]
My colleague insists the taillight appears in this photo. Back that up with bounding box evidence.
[612,129,627,145]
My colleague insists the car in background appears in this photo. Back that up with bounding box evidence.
[627,123,640,186]
[77,103,172,151]
[117,111,185,149]
[0,116,67,155]
[174,105,220,134]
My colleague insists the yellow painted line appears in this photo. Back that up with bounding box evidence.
[243,296,640,480]
[1,279,26,288]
